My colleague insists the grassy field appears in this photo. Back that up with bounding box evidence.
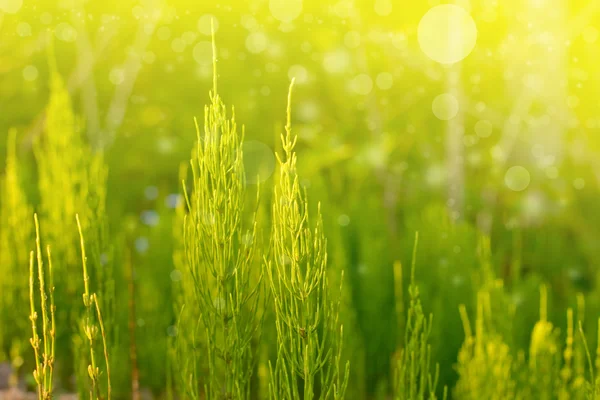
[1,1,600,399]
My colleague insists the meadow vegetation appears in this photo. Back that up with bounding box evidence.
[2,3,600,399]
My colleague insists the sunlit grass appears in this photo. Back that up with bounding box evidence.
[1,1,600,399]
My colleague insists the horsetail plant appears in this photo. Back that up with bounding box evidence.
[454,291,516,400]
[525,285,561,399]
[393,233,445,400]
[266,79,349,400]
[527,290,589,399]
[29,214,56,400]
[77,214,112,400]
[179,26,263,399]
[453,235,517,400]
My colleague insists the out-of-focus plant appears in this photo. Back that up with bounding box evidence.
[454,292,516,400]
[34,42,114,393]
[0,129,33,381]
[522,285,562,399]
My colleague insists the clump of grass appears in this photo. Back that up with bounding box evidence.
[77,214,112,400]
[554,294,589,399]
[455,273,600,400]
[454,291,516,400]
[29,214,56,400]
[393,233,445,400]
[517,288,594,399]
[266,79,349,400]
[523,285,561,399]
[454,236,517,400]
[0,129,33,378]
[178,26,262,399]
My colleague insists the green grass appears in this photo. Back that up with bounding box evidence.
[3,29,600,400]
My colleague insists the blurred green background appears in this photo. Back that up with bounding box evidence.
[2,0,600,397]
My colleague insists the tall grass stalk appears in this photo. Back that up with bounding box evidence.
[266,79,349,400]
[77,214,111,400]
[179,25,262,399]
[29,214,56,400]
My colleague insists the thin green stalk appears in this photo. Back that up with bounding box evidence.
[77,214,110,400]
[29,250,43,399]
[578,321,594,390]
[93,293,111,399]
[29,214,56,400]
[34,216,51,394]
[77,214,99,399]
[46,246,56,395]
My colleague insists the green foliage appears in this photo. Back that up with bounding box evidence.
[455,280,600,400]
[4,17,600,400]
[177,31,262,399]
[454,293,516,400]
[266,79,349,400]
[521,286,562,399]
[0,129,33,376]
[393,233,444,400]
